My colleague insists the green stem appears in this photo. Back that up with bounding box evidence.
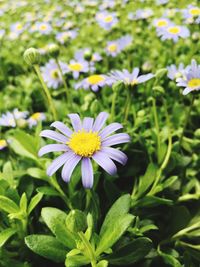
[111,89,117,121]
[151,98,161,162]
[179,94,195,149]
[124,86,131,124]
[55,58,72,110]
[33,64,57,120]
[148,100,172,195]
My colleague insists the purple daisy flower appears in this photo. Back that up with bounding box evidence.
[105,35,132,57]
[41,59,68,89]
[56,30,77,44]
[96,11,118,30]
[176,59,200,95]
[157,24,190,42]
[129,8,153,21]
[75,74,108,92]
[167,63,190,80]
[0,139,7,151]
[0,109,28,128]
[107,68,154,87]
[36,22,52,35]
[27,112,46,128]
[38,112,130,188]
[10,22,25,36]
[153,18,171,29]
[66,58,89,79]
[182,5,200,24]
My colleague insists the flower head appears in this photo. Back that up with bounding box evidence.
[105,35,132,57]
[176,59,200,95]
[0,109,28,128]
[107,68,154,86]
[0,139,7,150]
[167,63,190,80]
[157,24,190,42]
[28,112,46,128]
[153,18,171,29]
[182,5,200,24]
[75,74,108,92]
[39,112,130,188]
[96,11,118,30]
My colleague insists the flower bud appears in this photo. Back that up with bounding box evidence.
[155,68,167,79]
[84,50,92,61]
[48,43,60,58]
[23,48,40,66]
[66,209,87,233]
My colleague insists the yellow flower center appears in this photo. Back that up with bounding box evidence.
[16,24,22,30]
[131,79,138,86]
[40,24,47,31]
[0,140,7,147]
[167,26,180,34]
[189,8,200,16]
[87,75,105,85]
[50,69,59,79]
[104,15,113,23]
[188,78,200,88]
[68,63,83,71]
[157,20,167,27]
[31,112,41,120]
[67,130,101,157]
[108,43,117,52]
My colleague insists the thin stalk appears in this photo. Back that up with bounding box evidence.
[151,97,161,162]
[111,89,117,121]
[33,64,57,120]
[179,94,195,149]
[55,58,72,109]
[124,86,131,123]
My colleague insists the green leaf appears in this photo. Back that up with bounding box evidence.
[135,196,173,207]
[105,237,153,265]
[97,260,108,267]
[100,194,131,236]
[25,235,67,263]
[158,250,182,267]
[96,214,134,256]
[28,192,43,215]
[27,168,47,180]
[137,163,158,197]
[41,207,76,249]
[65,254,90,267]
[36,186,60,196]
[0,196,19,213]
[0,228,17,247]
[20,193,27,213]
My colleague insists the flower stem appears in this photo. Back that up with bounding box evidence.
[124,86,131,124]
[111,89,117,121]
[33,64,57,121]
[55,58,72,110]
[179,94,195,150]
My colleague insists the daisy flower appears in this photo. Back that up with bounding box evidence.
[56,30,77,44]
[10,22,24,36]
[27,112,46,128]
[176,59,200,95]
[182,5,200,24]
[0,109,28,128]
[167,63,190,80]
[38,112,130,188]
[75,74,108,92]
[96,11,118,30]
[41,59,68,89]
[66,58,89,79]
[36,22,52,35]
[129,8,153,21]
[0,139,7,150]
[157,24,190,42]
[153,18,171,29]
[107,68,154,87]
[105,35,132,57]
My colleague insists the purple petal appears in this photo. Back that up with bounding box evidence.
[61,153,81,182]
[68,114,82,132]
[101,147,128,165]
[137,74,154,83]
[40,130,68,143]
[100,123,123,139]
[82,117,94,132]
[47,152,70,176]
[81,158,94,188]
[93,112,109,132]
[51,121,73,137]
[102,133,130,146]
[92,151,117,175]
[182,87,193,95]
[38,144,68,157]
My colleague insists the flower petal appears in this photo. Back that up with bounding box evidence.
[81,158,94,188]
[182,87,193,95]
[38,144,68,157]
[40,130,68,143]
[47,152,70,176]
[93,112,109,132]
[102,133,130,146]
[68,114,82,132]
[82,117,94,132]
[100,123,123,139]
[101,147,128,165]
[61,154,81,182]
[51,121,73,137]
[92,151,117,175]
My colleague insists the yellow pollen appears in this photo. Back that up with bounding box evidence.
[31,112,41,120]
[68,63,83,71]
[0,140,7,148]
[87,75,105,85]
[67,130,101,157]
[104,15,113,23]
[167,26,180,34]
[189,8,200,16]
[157,20,167,27]
[108,43,117,52]
[40,24,47,30]
[188,78,200,88]
[50,69,59,79]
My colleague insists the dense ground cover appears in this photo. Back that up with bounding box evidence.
[0,0,200,266]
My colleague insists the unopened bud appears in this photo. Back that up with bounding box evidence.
[23,48,40,66]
